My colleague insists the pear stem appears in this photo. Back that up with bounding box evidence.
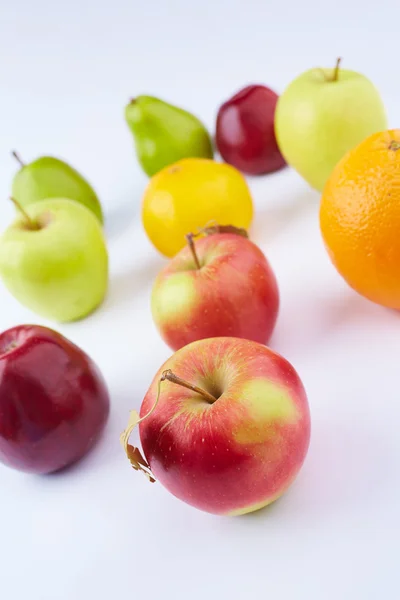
[11,151,25,167]
[9,197,39,230]
[185,233,201,270]
[161,369,217,404]
[332,57,342,81]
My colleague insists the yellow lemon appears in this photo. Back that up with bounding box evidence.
[142,158,254,257]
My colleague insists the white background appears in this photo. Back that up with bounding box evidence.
[1,2,399,599]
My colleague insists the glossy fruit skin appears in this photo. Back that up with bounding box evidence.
[142,158,254,257]
[125,95,214,177]
[151,233,279,350]
[139,337,310,516]
[0,198,108,322]
[0,325,110,474]
[216,84,286,175]
[12,156,103,223]
[275,66,387,191]
[320,129,400,309]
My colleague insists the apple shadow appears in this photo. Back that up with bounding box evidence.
[36,423,112,479]
[250,179,320,247]
[268,284,385,360]
[230,415,394,526]
[298,417,394,519]
[103,194,140,241]
[37,387,145,478]
[102,254,165,313]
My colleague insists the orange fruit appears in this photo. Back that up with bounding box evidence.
[320,129,400,309]
[142,158,254,257]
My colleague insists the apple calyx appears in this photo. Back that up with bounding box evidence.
[9,197,40,231]
[120,369,217,482]
[186,224,249,270]
[11,150,25,168]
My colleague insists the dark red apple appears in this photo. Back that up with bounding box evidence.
[216,84,286,175]
[0,324,110,474]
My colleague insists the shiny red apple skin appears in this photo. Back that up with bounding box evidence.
[151,232,280,351]
[139,337,310,515]
[0,324,110,474]
[216,84,286,175]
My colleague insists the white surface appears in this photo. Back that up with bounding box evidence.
[1,2,399,599]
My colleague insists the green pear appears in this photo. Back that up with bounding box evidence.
[0,198,108,322]
[274,58,387,191]
[125,95,214,177]
[11,152,104,223]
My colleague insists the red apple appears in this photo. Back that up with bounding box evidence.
[122,337,310,515]
[0,324,110,474]
[216,84,286,175]
[151,227,279,351]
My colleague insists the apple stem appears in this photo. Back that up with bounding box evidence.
[9,197,39,230]
[185,224,248,269]
[186,233,201,270]
[119,367,217,482]
[332,57,342,81]
[161,369,217,403]
[11,151,25,167]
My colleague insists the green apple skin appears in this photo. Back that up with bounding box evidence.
[274,66,387,191]
[12,156,104,223]
[0,198,108,322]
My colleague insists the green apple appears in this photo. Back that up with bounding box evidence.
[0,198,108,322]
[274,59,387,191]
[11,152,104,223]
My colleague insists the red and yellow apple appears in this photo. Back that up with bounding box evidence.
[122,337,310,516]
[151,228,279,351]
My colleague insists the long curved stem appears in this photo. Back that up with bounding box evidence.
[120,368,217,482]
[161,369,216,403]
